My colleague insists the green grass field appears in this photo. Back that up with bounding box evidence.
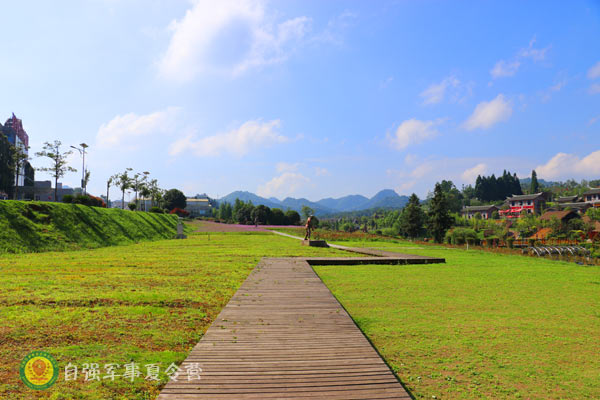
[0,201,181,253]
[3,224,599,399]
[0,230,351,399]
[314,240,600,399]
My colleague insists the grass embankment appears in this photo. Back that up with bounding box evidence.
[314,240,600,399]
[0,201,181,253]
[0,230,351,399]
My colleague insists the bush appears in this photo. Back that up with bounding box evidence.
[149,206,164,214]
[341,222,355,233]
[62,194,74,203]
[381,227,397,237]
[448,228,479,245]
[507,237,515,249]
[284,210,301,225]
[73,194,91,206]
[169,207,189,218]
[87,195,106,207]
[128,203,136,211]
[269,208,286,225]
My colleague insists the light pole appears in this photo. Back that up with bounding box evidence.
[71,143,89,195]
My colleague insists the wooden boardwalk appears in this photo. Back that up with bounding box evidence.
[158,257,412,399]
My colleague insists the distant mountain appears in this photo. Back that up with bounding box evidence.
[519,177,559,188]
[219,189,409,216]
[279,197,336,216]
[219,191,281,209]
[359,189,409,210]
[316,195,369,212]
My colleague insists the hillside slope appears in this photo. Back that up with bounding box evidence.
[0,201,179,253]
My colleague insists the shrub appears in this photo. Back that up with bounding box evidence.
[507,237,515,249]
[169,207,189,218]
[62,194,74,203]
[149,206,164,214]
[88,195,106,208]
[341,222,355,233]
[73,194,91,206]
[381,227,397,237]
[128,203,136,211]
[448,227,478,245]
[284,210,301,225]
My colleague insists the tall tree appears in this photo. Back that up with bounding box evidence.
[402,193,425,239]
[35,141,76,201]
[113,168,132,209]
[530,170,540,194]
[428,183,453,243]
[11,144,30,200]
[163,188,187,211]
[0,130,15,197]
[301,205,315,220]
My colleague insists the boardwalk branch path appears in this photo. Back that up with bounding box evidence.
[159,237,443,399]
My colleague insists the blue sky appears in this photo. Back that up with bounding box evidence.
[1,0,599,201]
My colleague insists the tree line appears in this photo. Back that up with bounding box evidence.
[213,199,302,226]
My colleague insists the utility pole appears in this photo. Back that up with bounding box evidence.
[70,143,88,195]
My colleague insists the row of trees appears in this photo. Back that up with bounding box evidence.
[0,129,190,212]
[473,170,523,202]
[0,137,85,202]
[213,199,302,226]
[105,168,188,212]
[317,184,454,243]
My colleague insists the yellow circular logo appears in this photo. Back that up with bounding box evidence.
[19,351,59,390]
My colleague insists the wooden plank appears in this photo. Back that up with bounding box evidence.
[157,258,411,399]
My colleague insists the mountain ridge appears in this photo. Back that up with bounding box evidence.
[218,189,409,215]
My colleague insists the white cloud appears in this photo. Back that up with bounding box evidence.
[461,163,487,183]
[169,119,287,157]
[389,119,440,150]
[541,79,566,102]
[410,162,436,179]
[463,94,512,130]
[536,151,600,180]
[589,83,600,95]
[257,172,310,198]
[396,181,416,193]
[311,10,357,46]
[314,167,330,176]
[276,162,299,173]
[158,0,311,81]
[518,36,550,61]
[96,107,180,148]
[588,61,600,79]
[490,36,549,79]
[420,76,460,105]
[490,60,521,78]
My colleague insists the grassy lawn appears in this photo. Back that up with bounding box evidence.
[0,230,350,399]
[314,240,600,399]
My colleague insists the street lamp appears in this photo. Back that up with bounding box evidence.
[71,143,89,195]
